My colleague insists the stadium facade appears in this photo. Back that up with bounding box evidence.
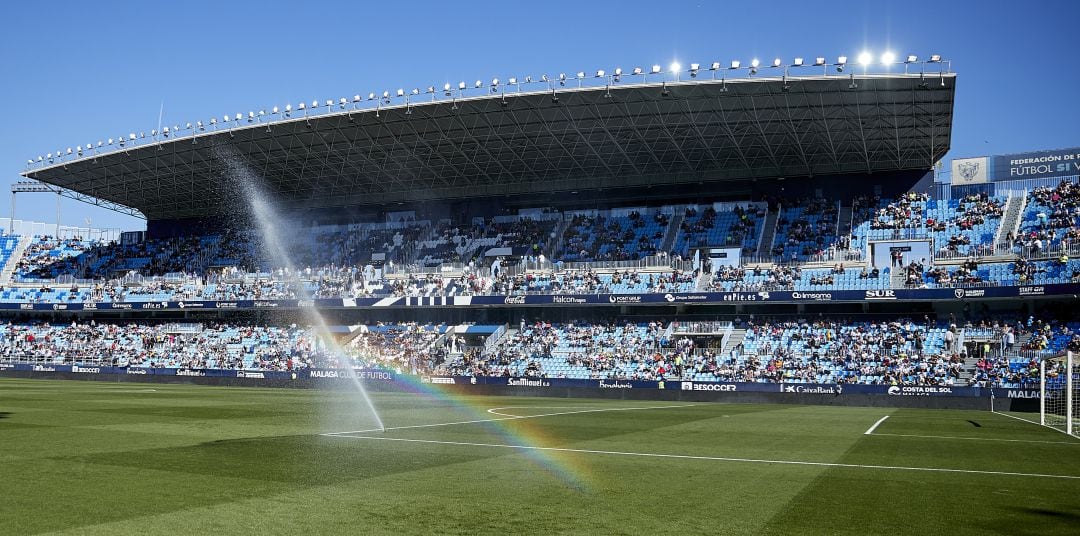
[4,58,1079,409]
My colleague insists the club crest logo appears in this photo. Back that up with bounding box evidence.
[958,161,980,180]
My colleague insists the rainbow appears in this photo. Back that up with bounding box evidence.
[363,372,596,490]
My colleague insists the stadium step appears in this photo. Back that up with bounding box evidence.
[0,235,33,286]
[755,208,780,257]
[837,204,853,236]
[659,209,685,255]
[720,328,747,356]
[995,193,1027,250]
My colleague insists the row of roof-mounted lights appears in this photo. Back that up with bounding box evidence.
[28,52,941,166]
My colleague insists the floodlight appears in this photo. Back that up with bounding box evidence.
[129,133,136,140]
[396,89,405,97]
[38,156,43,161]
[339,98,347,106]
[353,94,362,102]
[411,88,419,95]
[793,57,804,66]
[815,57,826,66]
[710,62,720,70]
[234,113,241,121]
[27,159,33,165]
[210,118,217,125]
[66,148,72,154]
[729,60,740,69]
[285,104,292,111]
[383,91,390,98]
[576,71,585,79]
[491,78,499,87]
[311,100,318,108]
[458,82,466,90]
[298,102,306,110]
[107,138,114,144]
[751,59,760,68]
[595,69,604,77]
[689,63,699,77]
[475,80,483,88]
[614,68,622,76]
[508,77,517,85]
[669,62,680,73]
[632,67,643,75]
[541,74,549,82]
[928,54,941,62]
[772,58,782,67]
[651,64,661,74]
[881,51,895,64]
[525,76,532,83]
[443,83,451,91]
[905,55,918,63]
[368,93,376,100]
[248,112,255,121]
[857,52,872,65]
[197,121,205,129]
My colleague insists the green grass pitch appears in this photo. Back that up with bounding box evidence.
[1,378,1078,535]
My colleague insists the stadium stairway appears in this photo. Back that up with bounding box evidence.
[694,270,711,291]
[0,235,32,285]
[890,268,907,289]
[720,327,747,356]
[756,208,780,257]
[659,209,685,254]
[548,217,571,259]
[995,193,1027,249]
[836,204,853,237]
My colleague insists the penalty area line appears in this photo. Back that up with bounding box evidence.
[325,434,1080,481]
[864,415,890,435]
[991,410,1080,440]
[320,404,697,436]
[868,432,1079,445]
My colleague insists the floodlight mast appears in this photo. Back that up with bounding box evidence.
[10,181,61,236]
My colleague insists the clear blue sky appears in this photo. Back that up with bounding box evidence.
[2,0,1077,231]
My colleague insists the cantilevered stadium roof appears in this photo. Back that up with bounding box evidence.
[23,72,956,220]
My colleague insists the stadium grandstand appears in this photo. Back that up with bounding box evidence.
[4,44,1080,535]
[4,59,1080,394]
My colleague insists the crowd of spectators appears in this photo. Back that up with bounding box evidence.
[0,320,442,372]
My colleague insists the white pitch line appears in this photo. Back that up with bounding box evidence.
[869,432,1079,445]
[486,406,616,418]
[864,415,890,435]
[991,410,1080,440]
[320,404,697,436]
[324,434,1080,481]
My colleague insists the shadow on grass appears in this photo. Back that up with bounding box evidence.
[68,434,500,486]
[1014,507,1080,521]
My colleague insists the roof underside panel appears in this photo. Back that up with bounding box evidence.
[25,74,956,220]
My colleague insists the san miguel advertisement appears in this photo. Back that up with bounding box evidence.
[952,147,1080,184]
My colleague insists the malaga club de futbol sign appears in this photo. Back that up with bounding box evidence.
[952,147,1080,184]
